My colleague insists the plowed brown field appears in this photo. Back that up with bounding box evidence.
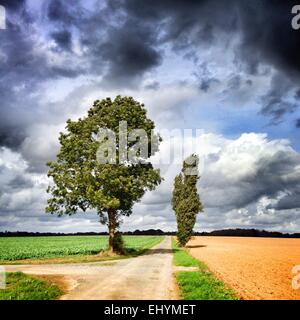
[187,236,300,300]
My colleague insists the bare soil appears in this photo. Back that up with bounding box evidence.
[187,236,300,300]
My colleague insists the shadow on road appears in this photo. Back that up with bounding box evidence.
[143,246,207,256]
[142,248,174,255]
[185,245,207,248]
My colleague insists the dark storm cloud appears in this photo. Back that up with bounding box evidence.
[236,1,300,123]
[236,0,300,121]
[46,0,83,25]
[144,81,160,91]
[0,0,25,11]
[252,150,300,200]
[98,20,162,87]
[260,74,298,124]
[0,1,86,149]
[5,174,34,191]
[51,30,72,51]
[200,138,300,212]
[118,0,300,122]
[118,0,236,50]
[1,0,300,154]
[0,124,27,150]
[47,0,72,22]
[269,192,300,211]
[120,0,300,80]
[193,62,220,92]
[237,1,300,77]
[45,0,162,84]
[0,0,165,151]
[227,75,242,91]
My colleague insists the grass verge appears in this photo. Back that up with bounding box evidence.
[173,239,238,300]
[172,239,207,268]
[0,272,63,300]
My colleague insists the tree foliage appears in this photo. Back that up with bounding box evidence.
[46,96,162,253]
[172,154,203,246]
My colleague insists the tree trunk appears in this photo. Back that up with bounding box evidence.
[108,208,116,253]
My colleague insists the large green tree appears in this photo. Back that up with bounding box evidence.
[172,154,203,246]
[46,96,162,253]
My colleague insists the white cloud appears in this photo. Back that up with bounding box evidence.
[21,123,64,171]
[136,132,300,233]
[1,130,300,233]
[0,147,49,212]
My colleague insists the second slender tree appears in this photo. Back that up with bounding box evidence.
[172,154,203,246]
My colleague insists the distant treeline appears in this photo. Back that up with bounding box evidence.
[0,229,171,237]
[197,228,300,238]
[0,228,300,238]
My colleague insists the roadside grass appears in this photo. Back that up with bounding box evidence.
[172,239,207,269]
[172,239,238,300]
[0,236,164,265]
[0,272,63,300]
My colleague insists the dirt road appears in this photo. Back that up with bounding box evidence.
[4,236,178,300]
[187,236,300,300]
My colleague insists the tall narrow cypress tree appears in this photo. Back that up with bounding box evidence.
[172,154,203,246]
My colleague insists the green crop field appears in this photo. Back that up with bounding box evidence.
[0,236,163,261]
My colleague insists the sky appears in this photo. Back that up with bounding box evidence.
[0,0,300,233]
